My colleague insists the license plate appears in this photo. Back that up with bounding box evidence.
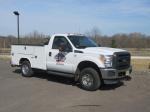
[126,70,129,76]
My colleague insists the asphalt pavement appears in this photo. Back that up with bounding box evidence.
[0,60,150,112]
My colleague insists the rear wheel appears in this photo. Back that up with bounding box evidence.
[79,67,101,91]
[21,61,33,77]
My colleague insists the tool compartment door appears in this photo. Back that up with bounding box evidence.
[11,45,19,65]
[32,46,46,70]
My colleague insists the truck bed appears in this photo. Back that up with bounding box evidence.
[11,44,47,70]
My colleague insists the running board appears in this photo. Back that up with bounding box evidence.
[47,71,74,78]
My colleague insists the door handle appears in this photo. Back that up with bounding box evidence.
[49,52,51,56]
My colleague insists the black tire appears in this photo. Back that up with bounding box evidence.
[79,67,101,91]
[21,61,33,77]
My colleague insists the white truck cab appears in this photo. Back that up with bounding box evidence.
[11,34,132,91]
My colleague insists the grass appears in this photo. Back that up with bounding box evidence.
[0,48,11,53]
[131,59,150,71]
[122,48,150,56]
[0,55,11,61]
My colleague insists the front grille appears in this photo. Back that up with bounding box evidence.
[113,52,131,70]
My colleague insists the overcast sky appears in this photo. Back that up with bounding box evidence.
[0,0,150,37]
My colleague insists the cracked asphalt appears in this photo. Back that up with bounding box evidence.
[0,60,150,112]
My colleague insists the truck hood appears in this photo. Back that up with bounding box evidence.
[82,47,127,55]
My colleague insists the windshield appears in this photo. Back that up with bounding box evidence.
[67,36,98,48]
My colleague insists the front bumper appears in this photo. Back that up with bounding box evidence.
[100,65,132,84]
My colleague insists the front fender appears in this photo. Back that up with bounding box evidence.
[73,56,104,73]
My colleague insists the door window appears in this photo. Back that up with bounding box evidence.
[52,36,71,50]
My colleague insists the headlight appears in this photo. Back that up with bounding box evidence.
[100,55,113,68]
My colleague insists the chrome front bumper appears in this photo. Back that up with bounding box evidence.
[100,65,132,84]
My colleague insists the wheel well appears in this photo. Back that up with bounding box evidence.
[19,58,30,65]
[75,61,101,80]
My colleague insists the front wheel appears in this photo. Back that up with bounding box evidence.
[79,68,101,91]
[21,61,33,77]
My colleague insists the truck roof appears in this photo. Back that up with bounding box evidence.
[52,34,84,37]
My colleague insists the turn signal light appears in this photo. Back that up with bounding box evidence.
[100,57,105,62]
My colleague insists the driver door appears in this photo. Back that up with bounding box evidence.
[46,36,74,73]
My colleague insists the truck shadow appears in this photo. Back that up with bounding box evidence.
[13,69,21,74]
[99,82,125,91]
[35,71,77,86]
[13,69,126,91]
[13,69,77,86]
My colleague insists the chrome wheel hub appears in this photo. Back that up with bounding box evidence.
[82,74,93,87]
[22,64,29,75]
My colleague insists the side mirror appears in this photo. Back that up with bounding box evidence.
[59,43,72,52]
[97,44,101,47]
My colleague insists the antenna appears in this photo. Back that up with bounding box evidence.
[79,26,80,34]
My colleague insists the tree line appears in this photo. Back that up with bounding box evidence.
[0,30,50,48]
[0,28,150,49]
[85,27,150,49]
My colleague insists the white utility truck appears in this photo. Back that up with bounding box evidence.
[11,34,132,91]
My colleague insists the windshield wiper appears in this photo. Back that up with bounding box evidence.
[78,46,87,48]
[90,46,99,47]
[77,46,99,48]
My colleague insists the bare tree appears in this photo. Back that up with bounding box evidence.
[91,26,101,39]
[85,26,101,39]
[84,31,92,38]
[23,30,46,44]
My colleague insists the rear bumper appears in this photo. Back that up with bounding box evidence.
[10,61,20,67]
[100,65,132,84]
